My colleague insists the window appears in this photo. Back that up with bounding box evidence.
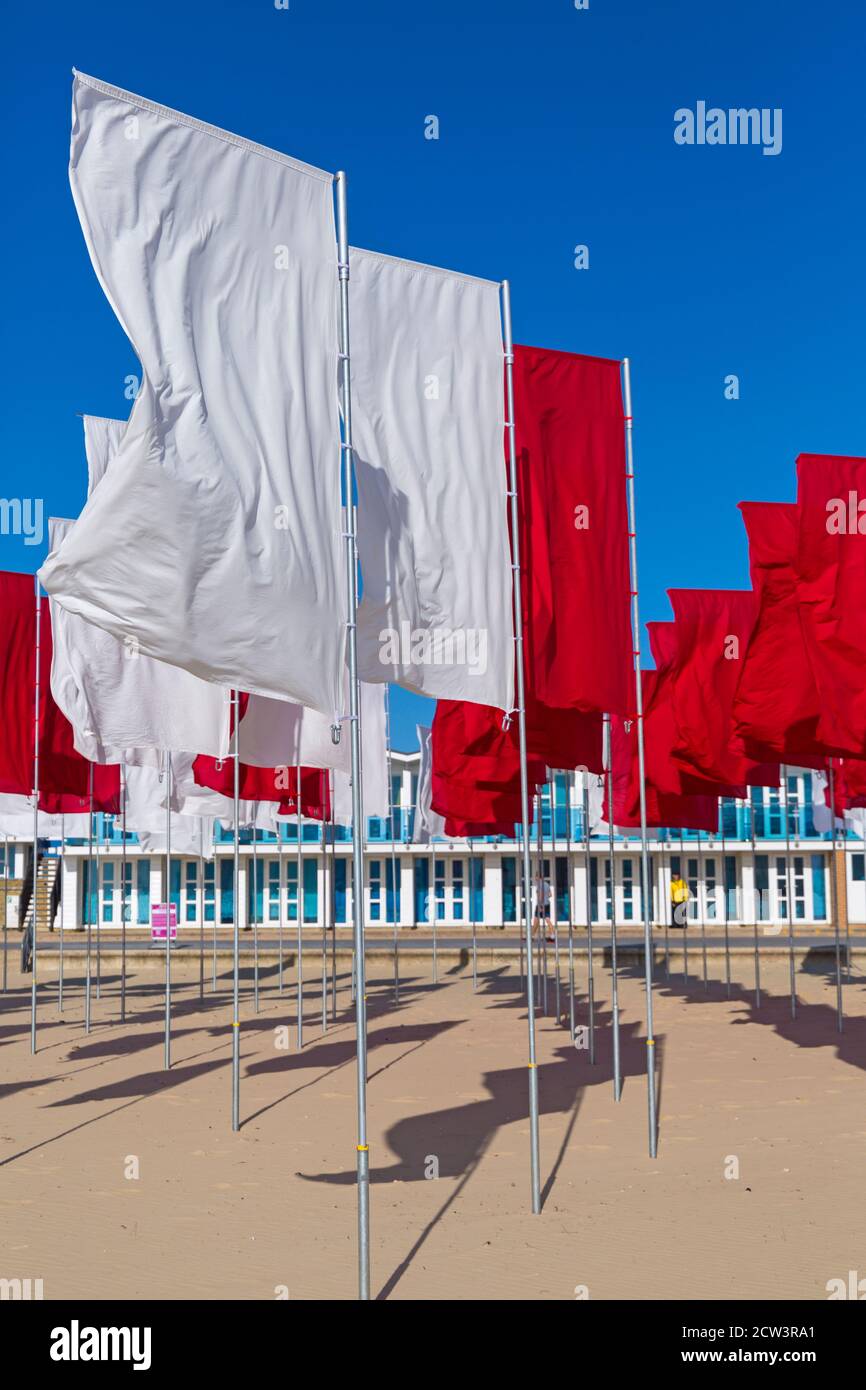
[775,856,789,920]
[555,856,569,922]
[793,855,806,920]
[101,860,114,924]
[704,857,716,921]
[754,854,770,921]
[185,861,197,923]
[137,859,150,924]
[811,855,826,920]
[469,856,483,924]
[434,858,446,921]
[853,854,865,883]
[248,857,264,925]
[622,857,633,921]
[267,860,280,921]
[204,861,215,923]
[369,860,381,921]
[724,855,738,921]
[385,858,400,924]
[287,861,299,922]
[452,859,464,921]
[502,857,517,924]
[687,858,699,921]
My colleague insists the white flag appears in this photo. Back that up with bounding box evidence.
[0,794,90,839]
[331,683,389,825]
[40,72,345,719]
[412,724,446,844]
[349,247,514,713]
[48,517,231,761]
[82,414,126,492]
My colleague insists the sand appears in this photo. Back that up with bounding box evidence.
[0,947,863,1301]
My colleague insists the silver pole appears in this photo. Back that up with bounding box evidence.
[321,771,328,1033]
[231,690,241,1132]
[252,825,260,1013]
[604,718,622,1101]
[59,815,65,1013]
[199,826,205,1004]
[95,792,101,1002]
[720,798,731,998]
[582,781,596,1063]
[502,278,541,1213]
[827,758,844,1033]
[781,768,796,1019]
[748,795,761,1007]
[660,836,671,979]
[85,766,94,1034]
[697,828,708,990]
[164,753,172,1070]
[120,771,127,1021]
[336,172,372,1296]
[384,687,400,1003]
[565,772,575,1038]
[622,357,658,1158]
[680,827,689,983]
[30,576,41,1053]
[2,832,7,993]
[329,770,337,1024]
[296,760,303,1049]
[277,827,284,996]
[537,790,548,1015]
[431,840,438,984]
[469,837,478,992]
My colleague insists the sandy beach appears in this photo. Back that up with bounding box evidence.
[1,947,863,1301]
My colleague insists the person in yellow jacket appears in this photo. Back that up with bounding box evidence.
[670,872,690,928]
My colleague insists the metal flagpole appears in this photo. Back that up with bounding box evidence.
[59,815,65,1013]
[85,766,94,1035]
[95,798,102,1003]
[336,171,373,1296]
[252,827,260,1013]
[720,798,731,999]
[198,825,205,1004]
[551,809,561,1023]
[604,717,622,1100]
[827,758,844,1033]
[582,780,596,1063]
[231,689,241,1132]
[469,837,478,992]
[679,827,689,982]
[321,771,328,1033]
[502,277,541,1214]
[748,794,761,1008]
[329,770,337,1024]
[295,760,303,1049]
[431,840,438,984]
[164,753,172,1070]
[622,357,658,1159]
[120,771,127,1021]
[537,790,548,1015]
[781,767,796,1019]
[660,835,671,980]
[30,577,42,1052]
[2,833,7,993]
[697,828,708,990]
[565,772,575,1039]
[385,687,400,1004]
[277,826,284,996]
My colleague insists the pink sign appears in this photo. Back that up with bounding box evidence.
[151,903,178,941]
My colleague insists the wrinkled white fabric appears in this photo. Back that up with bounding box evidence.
[330,684,388,824]
[349,247,513,713]
[82,414,126,492]
[48,517,231,762]
[0,794,90,838]
[412,724,446,843]
[40,72,345,718]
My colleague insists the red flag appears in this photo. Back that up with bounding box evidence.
[0,572,120,806]
[796,453,866,756]
[732,503,832,764]
[193,756,331,820]
[513,344,631,715]
[604,693,719,831]
[666,589,776,791]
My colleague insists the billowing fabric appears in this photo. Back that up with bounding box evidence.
[237,680,386,775]
[0,571,120,805]
[823,757,866,816]
[513,345,631,716]
[605,670,719,831]
[122,760,214,853]
[0,794,90,838]
[192,756,331,820]
[82,414,126,492]
[444,818,515,838]
[351,247,514,714]
[412,724,446,844]
[796,453,866,756]
[40,72,345,717]
[667,589,777,791]
[733,503,833,763]
[48,519,231,762]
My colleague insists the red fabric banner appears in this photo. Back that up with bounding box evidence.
[193,756,331,821]
[796,452,866,756]
[0,572,120,807]
[604,690,720,831]
[732,503,833,765]
[513,344,631,716]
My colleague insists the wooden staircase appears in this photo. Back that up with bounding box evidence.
[20,854,60,934]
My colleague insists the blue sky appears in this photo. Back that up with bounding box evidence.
[2,1,863,749]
